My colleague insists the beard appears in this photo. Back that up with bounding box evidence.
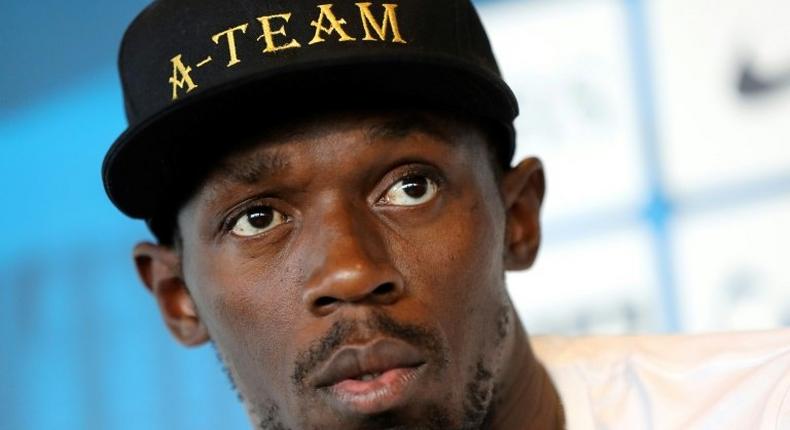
[213,306,513,430]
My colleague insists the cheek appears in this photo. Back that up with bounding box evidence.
[398,190,506,358]
[184,247,302,394]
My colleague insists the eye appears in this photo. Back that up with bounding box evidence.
[230,206,287,237]
[381,175,439,206]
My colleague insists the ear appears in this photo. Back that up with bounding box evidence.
[500,157,545,271]
[133,242,210,346]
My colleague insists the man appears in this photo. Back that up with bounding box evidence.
[102,0,564,428]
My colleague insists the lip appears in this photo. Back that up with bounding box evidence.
[311,338,427,415]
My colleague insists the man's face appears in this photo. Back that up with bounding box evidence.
[166,112,529,429]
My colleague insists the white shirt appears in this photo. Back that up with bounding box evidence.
[531,329,790,429]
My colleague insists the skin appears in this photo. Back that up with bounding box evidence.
[133,111,564,429]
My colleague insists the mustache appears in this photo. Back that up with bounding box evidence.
[291,310,447,388]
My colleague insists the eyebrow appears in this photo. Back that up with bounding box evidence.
[214,149,291,185]
[365,113,455,144]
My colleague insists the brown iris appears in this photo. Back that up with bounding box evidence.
[401,176,428,198]
[247,207,274,229]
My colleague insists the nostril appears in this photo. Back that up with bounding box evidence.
[372,283,396,296]
[310,282,401,313]
[314,296,338,308]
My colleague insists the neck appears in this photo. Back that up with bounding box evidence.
[489,316,564,430]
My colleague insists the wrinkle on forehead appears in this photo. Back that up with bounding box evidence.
[205,111,464,188]
[364,112,455,143]
[215,149,292,186]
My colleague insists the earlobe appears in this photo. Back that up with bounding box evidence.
[133,242,210,346]
[500,157,545,271]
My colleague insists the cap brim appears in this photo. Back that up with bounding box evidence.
[102,54,518,219]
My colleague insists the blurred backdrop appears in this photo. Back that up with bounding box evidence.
[2,0,790,428]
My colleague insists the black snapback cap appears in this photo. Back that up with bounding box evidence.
[102,0,519,223]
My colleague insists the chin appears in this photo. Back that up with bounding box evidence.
[252,395,462,430]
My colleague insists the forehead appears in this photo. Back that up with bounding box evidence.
[207,110,481,183]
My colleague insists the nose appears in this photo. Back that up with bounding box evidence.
[301,200,405,316]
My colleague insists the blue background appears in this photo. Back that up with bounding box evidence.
[3,0,789,428]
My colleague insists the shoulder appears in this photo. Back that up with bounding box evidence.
[531,329,790,429]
